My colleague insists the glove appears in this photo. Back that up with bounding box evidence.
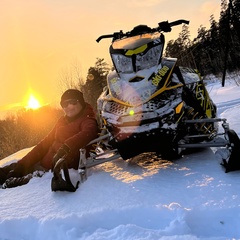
[0,163,19,184]
[51,144,70,171]
[0,168,8,185]
[7,163,26,179]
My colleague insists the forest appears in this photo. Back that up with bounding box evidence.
[165,0,240,76]
[0,0,239,160]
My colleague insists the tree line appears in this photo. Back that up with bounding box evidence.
[1,0,239,160]
[0,107,63,159]
[165,0,240,76]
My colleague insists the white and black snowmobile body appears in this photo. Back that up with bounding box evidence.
[96,20,218,160]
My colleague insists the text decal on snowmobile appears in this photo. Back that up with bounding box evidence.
[148,59,183,101]
[152,65,170,86]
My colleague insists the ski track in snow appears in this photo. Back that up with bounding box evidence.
[216,98,240,117]
[0,78,240,239]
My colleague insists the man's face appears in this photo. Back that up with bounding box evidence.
[61,99,83,118]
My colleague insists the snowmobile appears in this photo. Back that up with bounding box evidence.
[52,19,240,192]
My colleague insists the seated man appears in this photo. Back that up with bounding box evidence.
[0,89,99,188]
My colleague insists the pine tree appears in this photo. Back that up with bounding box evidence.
[82,58,110,113]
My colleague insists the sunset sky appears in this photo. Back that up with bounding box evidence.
[0,0,221,114]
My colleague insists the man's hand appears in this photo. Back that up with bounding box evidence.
[7,163,25,178]
[51,144,70,171]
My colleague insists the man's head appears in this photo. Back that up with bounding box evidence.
[60,89,85,118]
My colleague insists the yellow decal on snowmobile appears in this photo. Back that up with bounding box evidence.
[175,101,184,114]
[125,44,148,56]
[152,65,169,86]
[149,59,183,101]
[109,96,133,107]
[195,82,213,118]
[150,81,183,101]
[102,117,107,126]
[101,91,133,107]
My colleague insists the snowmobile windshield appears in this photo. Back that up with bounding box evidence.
[111,32,163,73]
[112,32,161,49]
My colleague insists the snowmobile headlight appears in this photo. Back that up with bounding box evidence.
[112,54,134,73]
[129,109,135,116]
[136,44,162,71]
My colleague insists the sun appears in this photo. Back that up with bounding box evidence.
[27,94,41,109]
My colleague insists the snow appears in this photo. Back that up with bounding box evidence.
[1,76,240,240]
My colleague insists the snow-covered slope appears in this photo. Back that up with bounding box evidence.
[0,77,240,240]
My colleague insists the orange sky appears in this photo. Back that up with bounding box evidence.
[0,0,221,114]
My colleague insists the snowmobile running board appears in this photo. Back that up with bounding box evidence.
[183,118,227,123]
[178,118,230,149]
[178,136,228,148]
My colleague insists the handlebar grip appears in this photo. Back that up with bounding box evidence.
[96,34,114,42]
[169,19,190,27]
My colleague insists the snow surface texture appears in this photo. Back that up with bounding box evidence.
[1,76,240,240]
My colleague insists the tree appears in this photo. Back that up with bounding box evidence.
[190,26,212,74]
[165,24,194,68]
[229,0,240,69]
[232,0,240,41]
[82,58,111,114]
[0,106,63,160]
[58,59,85,93]
[164,39,183,58]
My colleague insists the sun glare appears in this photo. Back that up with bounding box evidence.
[27,95,41,109]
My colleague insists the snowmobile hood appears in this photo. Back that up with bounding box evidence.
[105,58,183,107]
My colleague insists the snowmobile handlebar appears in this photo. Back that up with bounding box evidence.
[167,19,189,27]
[96,19,189,42]
[159,19,189,32]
